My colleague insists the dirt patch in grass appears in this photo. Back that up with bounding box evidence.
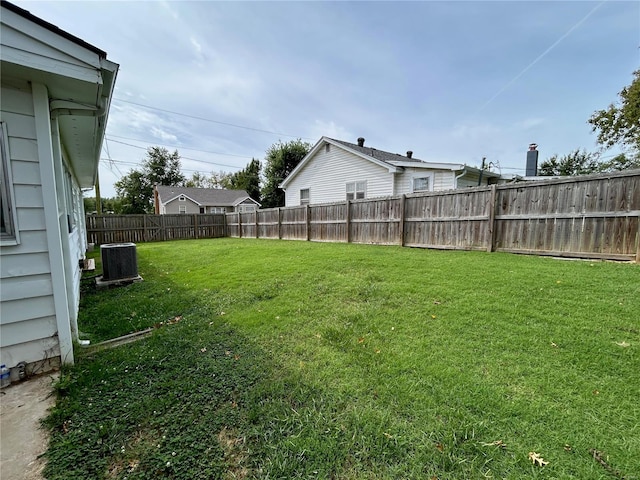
[218,427,249,479]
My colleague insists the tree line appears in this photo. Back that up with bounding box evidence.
[88,70,639,214]
[88,139,311,214]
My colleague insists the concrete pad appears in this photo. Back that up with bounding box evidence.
[0,372,59,480]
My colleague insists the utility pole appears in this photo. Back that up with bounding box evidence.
[478,157,486,186]
[95,169,102,214]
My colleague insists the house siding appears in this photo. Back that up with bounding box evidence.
[0,81,61,368]
[284,147,394,206]
[163,197,200,214]
[393,168,456,195]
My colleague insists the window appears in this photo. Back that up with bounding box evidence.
[325,144,331,153]
[209,207,226,214]
[300,188,310,205]
[179,205,186,214]
[346,181,366,201]
[179,195,186,201]
[1,122,18,244]
[412,176,431,192]
[199,207,205,214]
[238,204,256,213]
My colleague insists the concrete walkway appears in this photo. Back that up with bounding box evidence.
[0,372,59,480]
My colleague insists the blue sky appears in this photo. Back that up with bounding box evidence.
[17,0,640,197]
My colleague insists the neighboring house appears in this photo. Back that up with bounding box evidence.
[280,136,501,206]
[1,1,118,371]
[154,185,260,214]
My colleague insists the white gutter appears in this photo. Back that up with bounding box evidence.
[454,168,468,189]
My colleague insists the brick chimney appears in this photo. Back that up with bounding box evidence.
[357,137,365,147]
[526,143,538,176]
[406,151,413,159]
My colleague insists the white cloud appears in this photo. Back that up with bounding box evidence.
[151,127,179,143]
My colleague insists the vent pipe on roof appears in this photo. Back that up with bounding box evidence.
[357,137,365,147]
[526,143,539,176]
[406,151,413,159]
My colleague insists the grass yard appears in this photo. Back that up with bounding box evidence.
[45,239,639,479]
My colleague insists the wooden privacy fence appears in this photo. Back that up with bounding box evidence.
[86,170,640,261]
[86,213,226,245]
[225,170,640,261]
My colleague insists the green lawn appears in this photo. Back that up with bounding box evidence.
[46,239,639,479]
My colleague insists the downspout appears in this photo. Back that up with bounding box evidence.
[454,167,468,189]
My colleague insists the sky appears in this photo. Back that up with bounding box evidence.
[15,0,640,197]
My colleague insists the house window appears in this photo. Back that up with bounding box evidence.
[300,188,310,205]
[412,176,431,192]
[179,205,186,214]
[238,204,256,213]
[1,122,18,243]
[325,144,331,153]
[209,207,225,214]
[346,181,366,201]
[199,207,205,214]
[179,195,186,201]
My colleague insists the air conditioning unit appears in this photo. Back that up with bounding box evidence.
[100,243,139,281]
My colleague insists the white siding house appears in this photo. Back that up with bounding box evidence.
[1,1,118,374]
[281,137,501,206]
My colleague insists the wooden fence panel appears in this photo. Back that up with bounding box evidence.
[350,197,401,245]
[87,214,226,244]
[88,170,640,261]
[309,203,347,242]
[493,173,640,259]
[404,188,490,250]
[280,206,307,240]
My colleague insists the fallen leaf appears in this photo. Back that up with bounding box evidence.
[615,341,630,348]
[358,337,365,343]
[593,390,599,395]
[431,315,437,319]
[383,432,393,439]
[435,442,444,452]
[234,355,240,360]
[528,452,548,467]
[375,349,381,354]
[482,440,506,448]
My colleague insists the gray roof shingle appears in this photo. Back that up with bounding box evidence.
[156,186,258,206]
[330,138,428,166]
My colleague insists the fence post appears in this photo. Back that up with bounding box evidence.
[345,200,351,243]
[238,213,242,238]
[255,210,259,239]
[223,213,228,238]
[306,204,311,241]
[398,194,406,247]
[487,184,497,252]
[194,214,199,239]
[636,222,640,264]
[278,208,282,239]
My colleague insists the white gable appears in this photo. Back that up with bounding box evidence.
[283,143,395,206]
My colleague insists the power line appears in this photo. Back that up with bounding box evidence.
[113,97,314,140]
[104,138,244,169]
[106,134,254,159]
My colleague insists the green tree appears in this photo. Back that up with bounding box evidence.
[539,149,600,176]
[261,140,311,208]
[589,70,640,154]
[114,147,186,213]
[225,158,261,203]
[115,170,151,214]
[186,171,233,189]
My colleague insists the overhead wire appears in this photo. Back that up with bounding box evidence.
[112,97,314,140]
